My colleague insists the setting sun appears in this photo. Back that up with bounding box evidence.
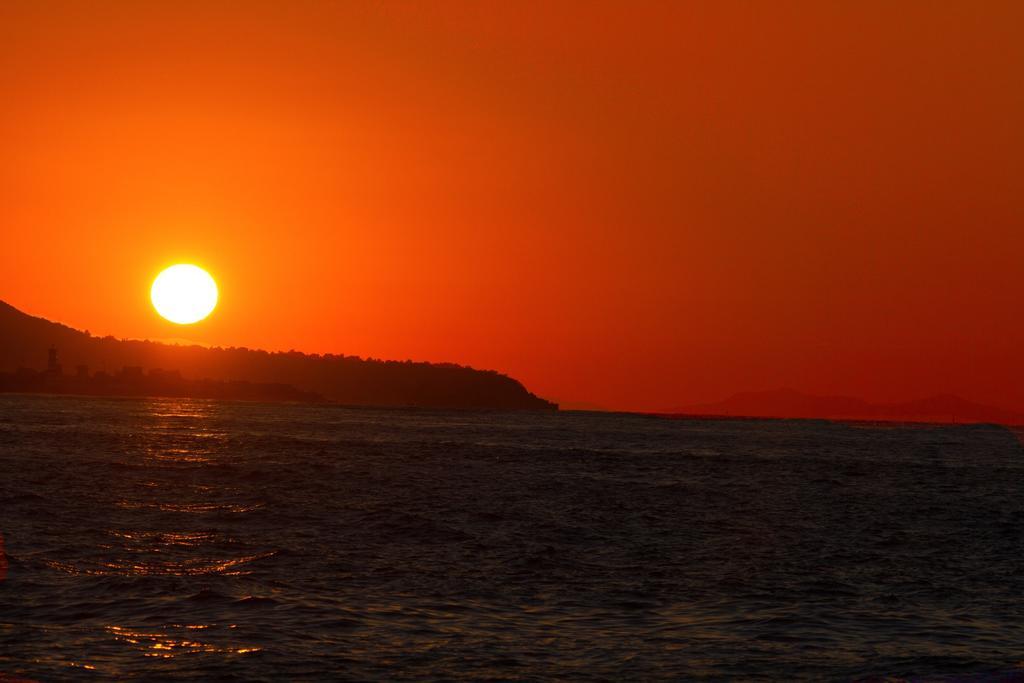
[151,264,218,324]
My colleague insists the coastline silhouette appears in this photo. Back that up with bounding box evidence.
[679,387,1024,426]
[0,301,556,410]
[0,346,324,403]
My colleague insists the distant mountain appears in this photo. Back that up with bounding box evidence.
[0,301,557,410]
[681,388,1024,425]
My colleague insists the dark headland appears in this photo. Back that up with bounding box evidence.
[0,301,557,410]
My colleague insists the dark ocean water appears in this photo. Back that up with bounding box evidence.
[2,394,1024,681]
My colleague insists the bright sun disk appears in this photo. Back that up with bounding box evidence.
[151,264,218,324]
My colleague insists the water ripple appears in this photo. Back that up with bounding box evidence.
[1,395,1024,680]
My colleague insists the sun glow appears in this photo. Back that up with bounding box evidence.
[151,265,218,324]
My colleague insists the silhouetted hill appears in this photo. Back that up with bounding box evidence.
[0,301,557,410]
[681,388,1024,425]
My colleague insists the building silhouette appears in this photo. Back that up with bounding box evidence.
[46,346,62,375]
[0,345,325,403]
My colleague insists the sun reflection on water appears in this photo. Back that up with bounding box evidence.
[137,398,228,465]
[39,398,275,580]
[106,625,261,659]
[43,550,275,577]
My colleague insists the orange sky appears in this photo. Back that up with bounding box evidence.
[2,1,1023,412]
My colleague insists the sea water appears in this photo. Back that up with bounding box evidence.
[1,394,1023,680]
